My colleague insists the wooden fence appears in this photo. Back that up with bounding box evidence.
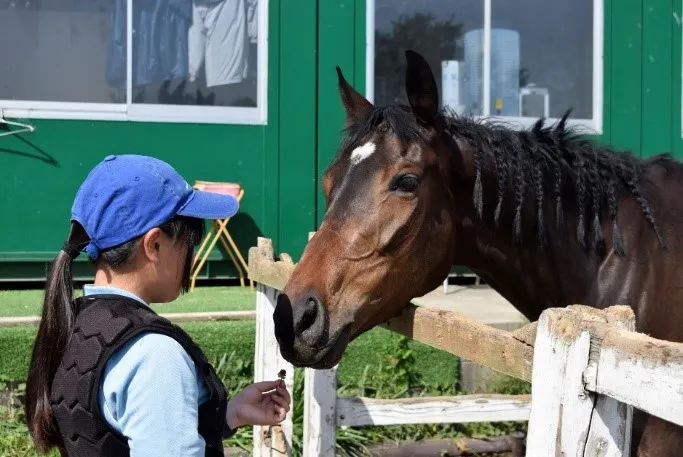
[249,236,683,456]
[0,310,256,328]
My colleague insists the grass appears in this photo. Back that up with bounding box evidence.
[0,322,457,387]
[0,286,256,317]
[0,286,458,385]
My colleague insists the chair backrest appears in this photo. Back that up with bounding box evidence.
[193,180,243,200]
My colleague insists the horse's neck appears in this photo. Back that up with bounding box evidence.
[449,169,604,322]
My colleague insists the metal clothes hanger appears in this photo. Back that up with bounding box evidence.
[0,112,36,138]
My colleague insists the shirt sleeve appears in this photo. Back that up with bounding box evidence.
[108,333,207,457]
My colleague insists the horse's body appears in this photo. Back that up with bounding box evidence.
[272,50,683,456]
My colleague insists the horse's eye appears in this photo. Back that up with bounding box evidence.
[391,174,420,194]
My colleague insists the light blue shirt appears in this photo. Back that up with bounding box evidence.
[84,285,212,456]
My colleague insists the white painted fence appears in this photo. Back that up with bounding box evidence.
[249,236,683,456]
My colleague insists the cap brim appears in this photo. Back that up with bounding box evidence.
[177,189,239,219]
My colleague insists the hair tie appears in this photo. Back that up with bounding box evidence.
[61,242,82,260]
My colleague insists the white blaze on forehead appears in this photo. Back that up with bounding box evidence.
[349,141,376,165]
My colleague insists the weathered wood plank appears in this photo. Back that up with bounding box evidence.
[335,394,531,427]
[380,305,534,382]
[302,230,338,457]
[556,318,594,456]
[0,310,256,328]
[526,306,641,456]
[248,237,296,291]
[581,305,635,457]
[526,308,591,456]
[303,368,337,457]
[253,283,294,456]
[582,323,683,427]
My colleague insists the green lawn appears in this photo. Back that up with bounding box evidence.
[0,286,459,386]
[0,286,256,317]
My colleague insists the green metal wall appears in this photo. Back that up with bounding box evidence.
[606,0,682,160]
[1,0,681,282]
[0,0,325,282]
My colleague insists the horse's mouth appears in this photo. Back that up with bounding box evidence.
[279,323,352,369]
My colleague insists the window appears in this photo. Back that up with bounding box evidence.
[0,0,268,124]
[369,0,602,133]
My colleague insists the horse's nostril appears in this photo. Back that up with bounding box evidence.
[296,297,319,334]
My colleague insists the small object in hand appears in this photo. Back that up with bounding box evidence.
[277,369,286,380]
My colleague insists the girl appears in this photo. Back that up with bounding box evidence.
[25,154,290,457]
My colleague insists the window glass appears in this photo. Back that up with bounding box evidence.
[0,0,123,104]
[127,0,259,107]
[0,0,262,113]
[491,0,593,119]
[375,0,484,115]
[374,0,595,120]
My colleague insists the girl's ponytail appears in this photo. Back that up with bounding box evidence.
[25,222,89,452]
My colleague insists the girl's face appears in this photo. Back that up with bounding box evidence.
[143,229,191,303]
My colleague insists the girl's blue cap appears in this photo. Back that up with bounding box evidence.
[70,154,239,259]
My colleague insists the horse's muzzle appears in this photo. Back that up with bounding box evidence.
[273,291,348,368]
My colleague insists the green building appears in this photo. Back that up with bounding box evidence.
[0,0,680,282]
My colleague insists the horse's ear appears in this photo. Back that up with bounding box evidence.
[405,50,439,125]
[336,66,373,126]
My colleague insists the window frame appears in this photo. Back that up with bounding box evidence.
[366,0,604,135]
[0,0,269,125]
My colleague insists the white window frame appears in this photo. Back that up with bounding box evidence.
[0,0,269,125]
[366,0,603,135]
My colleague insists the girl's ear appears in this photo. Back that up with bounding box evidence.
[141,228,163,262]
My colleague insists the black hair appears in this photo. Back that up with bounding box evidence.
[24,214,204,453]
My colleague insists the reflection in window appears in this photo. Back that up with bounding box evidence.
[0,0,259,109]
[0,1,122,104]
[491,0,593,119]
[107,0,258,107]
[375,0,484,114]
[374,0,594,120]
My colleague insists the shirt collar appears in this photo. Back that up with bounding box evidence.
[83,284,149,307]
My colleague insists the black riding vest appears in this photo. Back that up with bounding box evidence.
[50,294,233,457]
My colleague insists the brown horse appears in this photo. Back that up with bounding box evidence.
[273,50,683,456]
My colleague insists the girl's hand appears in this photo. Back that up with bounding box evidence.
[226,380,291,429]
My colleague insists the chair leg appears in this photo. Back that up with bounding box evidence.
[191,216,253,290]
[217,235,246,287]
[222,229,253,289]
[190,223,223,291]
[192,227,214,270]
[213,221,253,289]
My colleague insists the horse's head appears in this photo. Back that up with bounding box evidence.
[274,51,463,369]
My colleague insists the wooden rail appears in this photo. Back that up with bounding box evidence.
[335,394,532,427]
[0,310,256,327]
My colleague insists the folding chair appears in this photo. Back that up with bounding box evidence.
[189,180,253,291]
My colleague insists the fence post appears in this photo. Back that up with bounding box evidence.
[302,230,338,457]
[253,238,294,456]
[303,366,337,457]
[581,305,635,456]
[526,307,633,457]
[526,308,594,456]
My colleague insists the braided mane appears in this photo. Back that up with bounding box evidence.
[443,110,668,255]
